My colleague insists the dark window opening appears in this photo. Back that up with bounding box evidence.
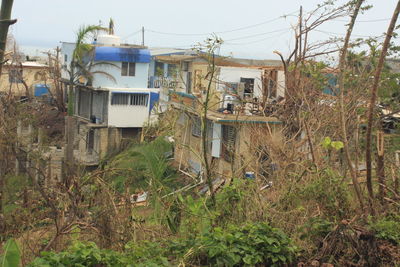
[9,69,23,83]
[78,89,91,119]
[155,61,164,76]
[186,72,192,94]
[167,64,177,77]
[182,61,189,72]
[129,62,135,76]
[87,130,94,152]
[192,116,201,137]
[222,125,236,162]
[122,62,135,76]
[207,120,213,151]
[240,77,255,98]
[121,128,140,139]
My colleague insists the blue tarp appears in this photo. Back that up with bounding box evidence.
[34,84,50,97]
[149,92,160,113]
[94,47,151,63]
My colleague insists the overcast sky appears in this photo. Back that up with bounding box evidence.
[9,0,400,59]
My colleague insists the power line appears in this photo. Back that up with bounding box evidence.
[224,28,291,42]
[333,18,392,23]
[314,29,382,38]
[224,31,289,45]
[122,29,141,39]
[213,12,296,34]
[145,29,207,36]
[145,11,297,37]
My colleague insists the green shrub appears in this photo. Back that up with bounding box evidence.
[29,222,296,267]
[29,241,171,267]
[0,239,21,267]
[369,215,400,245]
[28,242,124,267]
[188,222,297,266]
[299,217,334,245]
[124,240,171,267]
[301,169,350,218]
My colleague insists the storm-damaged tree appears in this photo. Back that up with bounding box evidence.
[197,37,223,207]
[273,0,368,211]
[0,0,16,77]
[0,0,16,217]
[365,0,400,211]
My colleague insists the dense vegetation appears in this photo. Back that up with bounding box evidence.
[1,0,400,266]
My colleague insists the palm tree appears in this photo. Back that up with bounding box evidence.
[67,25,106,115]
[65,24,116,178]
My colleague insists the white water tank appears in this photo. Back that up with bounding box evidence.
[96,34,121,46]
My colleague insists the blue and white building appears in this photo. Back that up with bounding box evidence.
[62,34,160,166]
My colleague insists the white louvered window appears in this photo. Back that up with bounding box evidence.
[111,93,149,106]
[111,93,130,105]
[130,93,149,106]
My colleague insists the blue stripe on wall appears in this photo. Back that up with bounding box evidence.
[95,47,151,63]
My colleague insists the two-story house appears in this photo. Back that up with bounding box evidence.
[62,34,160,166]
[156,54,285,181]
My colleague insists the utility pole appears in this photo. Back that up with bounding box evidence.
[0,0,16,78]
[141,26,144,46]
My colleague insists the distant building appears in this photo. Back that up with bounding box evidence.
[0,61,53,98]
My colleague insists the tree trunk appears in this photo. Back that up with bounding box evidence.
[65,115,76,186]
[202,52,216,207]
[376,153,385,203]
[0,0,16,77]
[365,0,400,212]
[376,130,386,206]
[338,0,365,211]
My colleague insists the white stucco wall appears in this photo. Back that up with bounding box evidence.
[217,67,263,98]
[61,42,75,80]
[107,88,159,128]
[91,61,150,89]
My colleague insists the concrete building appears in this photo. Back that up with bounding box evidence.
[0,61,53,98]
[156,54,285,181]
[62,34,160,166]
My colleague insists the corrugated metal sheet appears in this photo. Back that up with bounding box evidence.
[94,47,151,63]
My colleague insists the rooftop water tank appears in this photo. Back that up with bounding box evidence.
[96,34,121,46]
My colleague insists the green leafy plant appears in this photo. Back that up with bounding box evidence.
[28,242,124,267]
[0,239,21,267]
[300,169,350,218]
[187,222,297,266]
[124,240,171,267]
[29,240,171,267]
[299,217,334,244]
[321,137,344,150]
[369,215,400,245]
